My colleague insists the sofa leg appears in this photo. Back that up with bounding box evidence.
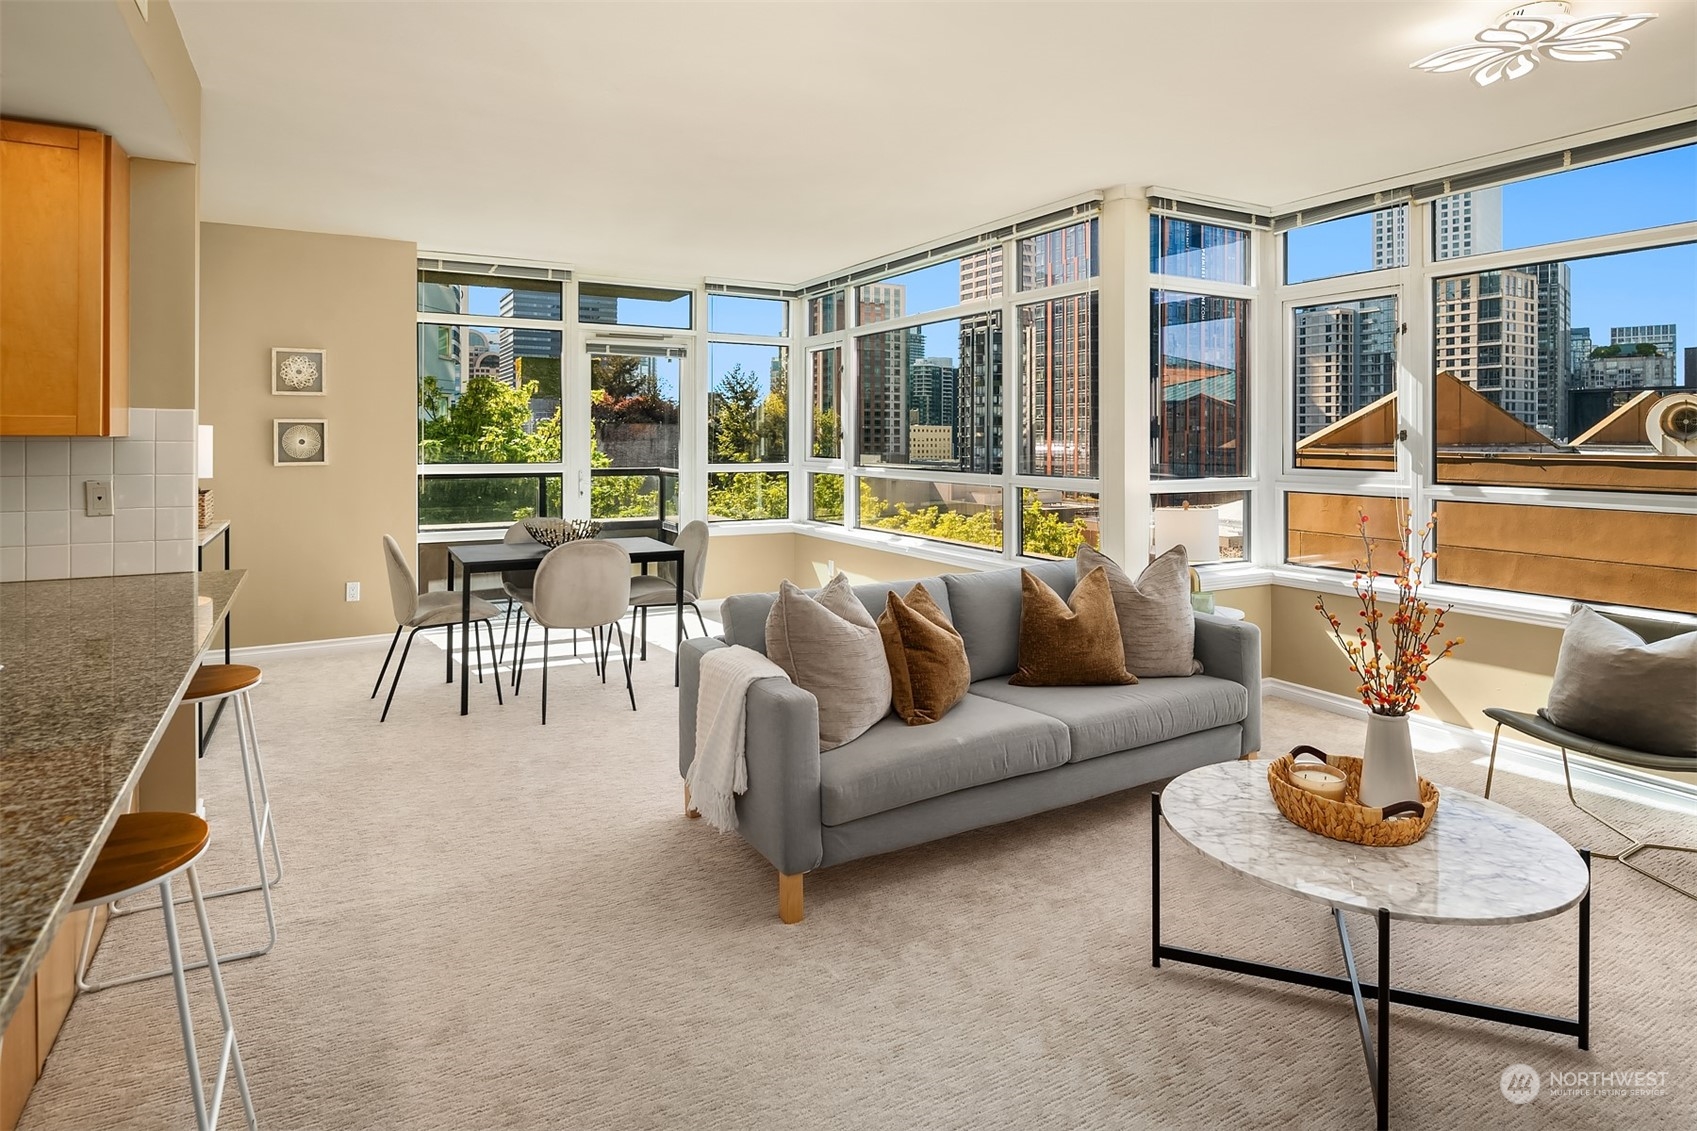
[778,873,804,925]
[684,784,700,819]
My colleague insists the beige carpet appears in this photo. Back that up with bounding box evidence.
[18,619,1697,1130]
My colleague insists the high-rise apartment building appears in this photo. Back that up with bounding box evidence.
[497,288,566,388]
[1293,297,1399,438]
[958,246,1007,302]
[1512,261,1571,435]
[907,356,958,433]
[955,313,1003,475]
[1021,294,1098,476]
[856,283,908,464]
[1686,346,1697,387]
[1610,324,1678,358]
[1435,269,1540,422]
[1373,190,1504,270]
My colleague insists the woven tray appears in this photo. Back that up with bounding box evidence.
[1267,745,1439,848]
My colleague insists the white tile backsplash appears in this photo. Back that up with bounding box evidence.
[113,438,154,475]
[155,539,194,572]
[70,542,113,578]
[70,438,113,476]
[156,474,195,509]
[25,439,70,476]
[25,476,70,511]
[0,440,25,477]
[2,407,199,580]
[155,506,195,541]
[114,508,154,542]
[25,510,68,545]
[112,541,154,576]
[25,544,69,580]
[155,410,195,443]
[154,441,194,475]
[71,513,114,544]
[113,474,154,510]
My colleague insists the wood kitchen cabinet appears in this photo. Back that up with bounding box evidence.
[0,120,129,436]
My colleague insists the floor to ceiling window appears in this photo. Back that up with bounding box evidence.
[1277,141,1697,613]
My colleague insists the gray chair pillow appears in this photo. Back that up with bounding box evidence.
[1545,606,1697,759]
[765,574,893,750]
[1076,544,1202,678]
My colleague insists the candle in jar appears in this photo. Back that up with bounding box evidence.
[1289,764,1347,801]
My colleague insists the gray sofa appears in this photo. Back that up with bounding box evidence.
[678,560,1262,922]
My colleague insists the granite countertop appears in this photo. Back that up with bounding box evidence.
[0,570,245,1028]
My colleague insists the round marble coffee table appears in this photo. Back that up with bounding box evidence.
[1152,759,1592,1131]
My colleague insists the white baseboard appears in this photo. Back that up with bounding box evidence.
[229,632,395,663]
[1264,678,1697,816]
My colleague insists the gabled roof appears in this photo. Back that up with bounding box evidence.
[1572,389,1661,448]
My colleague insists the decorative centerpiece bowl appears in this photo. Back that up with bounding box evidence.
[1268,745,1440,848]
[522,518,603,548]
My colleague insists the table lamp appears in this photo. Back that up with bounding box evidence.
[1153,503,1220,614]
[197,424,215,528]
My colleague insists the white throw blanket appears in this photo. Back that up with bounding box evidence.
[689,645,790,831]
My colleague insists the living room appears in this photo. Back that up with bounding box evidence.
[0,1,1694,1128]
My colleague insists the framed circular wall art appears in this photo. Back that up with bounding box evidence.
[274,419,328,466]
[272,347,327,395]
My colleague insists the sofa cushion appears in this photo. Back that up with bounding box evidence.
[1545,605,1697,759]
[765,575,892,751]
[971,675,1249,763]
[1009,567,1136,687]
[878,584,971,725]
[819,694,1071,825]
[1078,544,1202,678]
[721,576,952,654]
[945,560,1076,682]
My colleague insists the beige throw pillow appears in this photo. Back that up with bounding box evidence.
[1077,544,1202,678]
[765,574,892,750]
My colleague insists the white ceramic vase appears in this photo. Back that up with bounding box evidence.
[1358,712,1419,809]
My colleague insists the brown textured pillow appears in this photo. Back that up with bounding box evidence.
[877,584,970,725]
[1009,567,1137,687]
[1077,543,1203,677]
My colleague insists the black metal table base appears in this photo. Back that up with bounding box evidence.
[1151,792,1590,1130]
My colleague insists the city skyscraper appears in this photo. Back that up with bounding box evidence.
[1293,297,1399,438]
[1371,190,1504,270]
[497,288,565,388]
[1512,260,1571,435]
[856,283,909,464]
[1021,294,1098,476]
[955,312,1003,475]
[1435,269,1540,422]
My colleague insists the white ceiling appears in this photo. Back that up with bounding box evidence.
[163,1,1696,284]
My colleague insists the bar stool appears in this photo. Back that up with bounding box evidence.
[84,664,282,989]
[71,812,258,1130]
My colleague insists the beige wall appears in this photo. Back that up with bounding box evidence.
[1266,584,1563,735]
[699,532,794,599]
[129,159,197,410]
[199,223,417,645]
[791,534,979,588]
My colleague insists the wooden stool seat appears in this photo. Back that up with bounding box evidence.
[76,812,211,906]
[187,664,262,700]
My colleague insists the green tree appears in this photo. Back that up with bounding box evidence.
[709,364,763,462]
[707,472,788,520]
[1633,342,1659,357]
[1019,495,1091,559]
[858,481,1003,551]
[1590,344,1623,358]
[811,473,844,522]
[812,408,841,458]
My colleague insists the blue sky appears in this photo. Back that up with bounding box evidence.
[1286,146,1696,365]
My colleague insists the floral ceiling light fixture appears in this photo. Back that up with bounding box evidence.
[1412,2,1657,86]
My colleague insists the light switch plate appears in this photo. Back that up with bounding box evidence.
[84,479,113,517]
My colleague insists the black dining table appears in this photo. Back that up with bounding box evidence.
[446,535,685,715]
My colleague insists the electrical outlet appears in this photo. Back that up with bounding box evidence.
[345,581,361,602]
[84,479,113,517]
